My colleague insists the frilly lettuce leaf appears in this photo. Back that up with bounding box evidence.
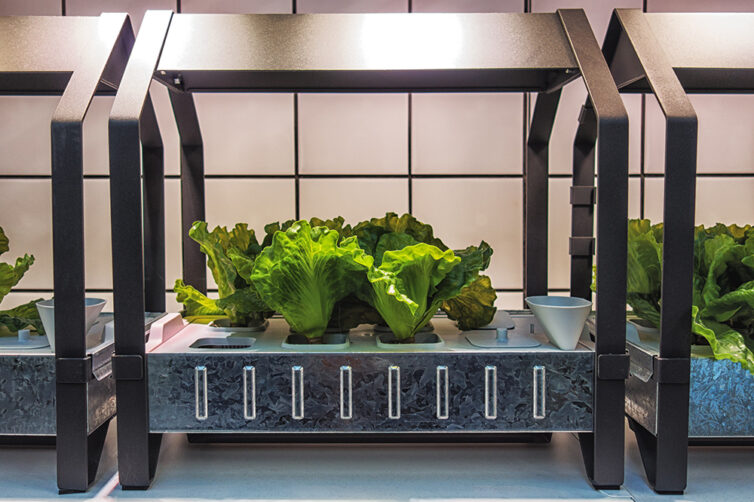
[624,219,754,374]
[251,220,372,339]
[360,243,460,341]
[0,299,45,336]
[174,279,224,317]
[352,212,447,256]
[178,222,272,327]
[0,227,8,256]
[442,275,497,330]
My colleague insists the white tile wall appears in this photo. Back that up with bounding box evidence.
[412,93,523,175]
[644,177,754,227]
[0,179,113,290]
[645,94,754,174]
[412,0,520,13]
[297,0,407,13]
[0,96,57,175]
[66,0,176,31]
[299,178,408,223]
[194,94,294,175]
[412,178,523,289]
[0,0,60,15]
[180,0,291,13]
[298,94,408,175]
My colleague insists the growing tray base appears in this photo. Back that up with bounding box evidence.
[625,325,754,438]
[148,313,595,434]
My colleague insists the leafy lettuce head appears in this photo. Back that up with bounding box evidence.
[250,220,373,340]
[0,226,43,336]
[175,221,273,327]
[359,235,486,341]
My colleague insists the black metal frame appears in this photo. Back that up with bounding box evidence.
[0,14,134,493]
[109,9,628,490]
[603,8,754,494]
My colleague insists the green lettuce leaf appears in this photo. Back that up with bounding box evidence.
[442,275,497,330]
[0,227,8,256]
[178,222,273,327]
[361,243,460,341]
[692,305,754,373]
[251,220,373,339]
[174,279,224,316]
[352,212,448,256]
[0,299,45,336]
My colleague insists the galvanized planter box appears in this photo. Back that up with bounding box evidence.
[625,322,754,438]
[148,314,594,434]
[0,315,115,437]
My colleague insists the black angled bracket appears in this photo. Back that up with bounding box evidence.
[112,355,145,381]
[569,236,595,256]
[56,358,93,384]
[597,353,630,381]
[653,357,690,384]
[571,186,596,206]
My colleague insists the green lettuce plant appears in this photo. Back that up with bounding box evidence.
[0,226,43,336]
[174,221,273,327]
[622,219,754,374]
[250,220,373,341]
[356,231,492,342]
[347,213,497,331]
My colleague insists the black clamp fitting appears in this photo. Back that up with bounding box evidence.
[597,352,630,380]
[56,357,93,384]
[569,236,595,256]
[653,356,690,384]
[570,186,596,206]
[112,354,145,381]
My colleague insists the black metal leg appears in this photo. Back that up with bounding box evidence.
[578,381,625,489]
[627,383,689,494]
[86,419,112,487]
[120,432,163,490]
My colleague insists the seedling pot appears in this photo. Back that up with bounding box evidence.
[282,332,350,350]
[375,331,445,349]
[36,297,106,353]
[525,296,591,351]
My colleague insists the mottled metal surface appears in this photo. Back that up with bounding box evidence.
[626,337,754,438]
[0,353,116,435]
[148,317,594,433]
[688,358,754,437]
[0,355,56,434]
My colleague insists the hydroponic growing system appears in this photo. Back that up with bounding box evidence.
[602,9,754,494]
[0,13,133,493]
[108,9,631,491]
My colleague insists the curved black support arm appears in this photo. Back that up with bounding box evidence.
[524,89,561,301]
[603,8,697,494]
[167,89,206,294]
[559,8,630,489]
[50,12,133,492]
[610,8,697,362]
[108,9,173,490]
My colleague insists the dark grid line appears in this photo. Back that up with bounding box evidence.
[640,94,646,218]
[292,0,300,219]
[9,173,753,180]
[407,0,413,214]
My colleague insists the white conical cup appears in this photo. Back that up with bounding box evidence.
[525,296,592,350]
[36,298,106,353]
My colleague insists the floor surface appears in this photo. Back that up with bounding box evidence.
[1,420,752,501]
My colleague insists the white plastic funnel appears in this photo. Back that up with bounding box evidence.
[36,298,106,353]
[525,296,592,350]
